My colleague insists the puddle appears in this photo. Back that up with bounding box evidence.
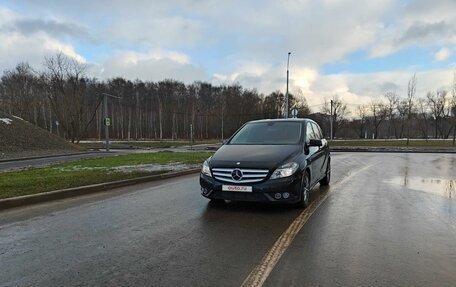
[387,177,455,199]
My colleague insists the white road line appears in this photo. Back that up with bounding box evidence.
[240,164,374,287]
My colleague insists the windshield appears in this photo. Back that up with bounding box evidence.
[229,121,303,145]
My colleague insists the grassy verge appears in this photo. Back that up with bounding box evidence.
[0,152,212,199]
[329,139,456,148]
[78,140,221,149]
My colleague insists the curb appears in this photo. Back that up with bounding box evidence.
[0,168,200,210]
[0,151,101,163]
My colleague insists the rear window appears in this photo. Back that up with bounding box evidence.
[229,122,303,145]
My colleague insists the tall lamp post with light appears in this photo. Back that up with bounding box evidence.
[285,52,291,118]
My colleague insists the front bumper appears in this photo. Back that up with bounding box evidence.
[199,173,302,204]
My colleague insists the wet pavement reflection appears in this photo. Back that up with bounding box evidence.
[387,177,455,198]
[266,152,456,287]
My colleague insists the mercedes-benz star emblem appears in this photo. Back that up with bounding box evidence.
[231,169,243,181]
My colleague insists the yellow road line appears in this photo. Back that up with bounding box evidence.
[241,164,373,287]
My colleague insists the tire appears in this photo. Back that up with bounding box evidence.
[297,172,310,209]
[319,159,331,186]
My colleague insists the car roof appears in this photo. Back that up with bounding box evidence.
[246,118,318,125]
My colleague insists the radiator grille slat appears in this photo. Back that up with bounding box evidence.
[211,168,269,183]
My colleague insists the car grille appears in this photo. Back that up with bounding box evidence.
[211,168,269,183]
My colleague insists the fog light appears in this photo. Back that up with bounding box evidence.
[201,187,209,195]
[283,192,290,199]
[274,193,282,199]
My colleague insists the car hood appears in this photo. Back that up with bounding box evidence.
[210,144,301,170]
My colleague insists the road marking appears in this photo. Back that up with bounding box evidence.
[240,164,373,287]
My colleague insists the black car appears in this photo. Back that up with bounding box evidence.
[200,118,330,208]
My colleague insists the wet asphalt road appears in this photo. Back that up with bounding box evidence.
[1,153,455,286]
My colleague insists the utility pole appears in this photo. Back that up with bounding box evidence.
[190,124,193,150]
[103,94,110,152]
[285,52,291,118]
[221,94,224,141]
[102,93,120,152]
[330,100,334,140]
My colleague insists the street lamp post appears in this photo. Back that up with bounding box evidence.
[330,99,334,140]
[285,52,291,118]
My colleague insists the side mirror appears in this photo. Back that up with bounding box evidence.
[309,139,322,147]
[304,143,309,155]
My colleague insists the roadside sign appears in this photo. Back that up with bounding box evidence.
[291,108,298,118]
[104,117,111,127]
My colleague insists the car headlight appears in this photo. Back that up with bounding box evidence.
[201,158,212,177]
[270,162,299,179]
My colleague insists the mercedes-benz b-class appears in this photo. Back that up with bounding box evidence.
[199,118,330,208]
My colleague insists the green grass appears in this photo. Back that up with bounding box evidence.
[0,169,153,199]
[0,151,212,199]
[78,140,221,149]
[329,139,456,148]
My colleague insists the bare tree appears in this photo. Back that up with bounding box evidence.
[43,53,88,142]
[451,72,456,145]
[321,97,348,138]
[370,101,388,139]
[395,100,408,138]
[1,63,39,122]
[416,97,430,139]
[385,92,399,138]
[405,74,417,144]
[292,89,311,117]
[427,90,450,138]
[357,104,368,138]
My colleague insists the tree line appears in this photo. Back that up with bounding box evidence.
[0,54,311,142]
[318,74,456,143]
[0,53,455,143]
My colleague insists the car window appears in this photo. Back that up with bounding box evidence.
[229,121,303,145]
[317,124,324,139]
[306,122,316,142]
[311,123,322,139]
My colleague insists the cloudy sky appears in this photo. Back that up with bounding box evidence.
[0,0,455,108]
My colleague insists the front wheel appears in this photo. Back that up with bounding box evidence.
[297,172,310,209]
[319,160,331,186]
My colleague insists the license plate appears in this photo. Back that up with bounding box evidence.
[222,185,253,192]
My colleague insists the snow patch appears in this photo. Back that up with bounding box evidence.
[0,118,13,125]
[12,115,24,120]
[112,163,199,173]
[54,162,199,173]
[55,166,105,172]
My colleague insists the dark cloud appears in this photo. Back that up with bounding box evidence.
[4,18,93,42]
[396,21,455,46]
[377,81,400,92]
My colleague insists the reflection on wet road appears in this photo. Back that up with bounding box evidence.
[388,177,455,198]
[0,153,455,287]
[266,153,456,287]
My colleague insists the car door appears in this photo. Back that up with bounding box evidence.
[305,122,319,186]
[310,122,327,180]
